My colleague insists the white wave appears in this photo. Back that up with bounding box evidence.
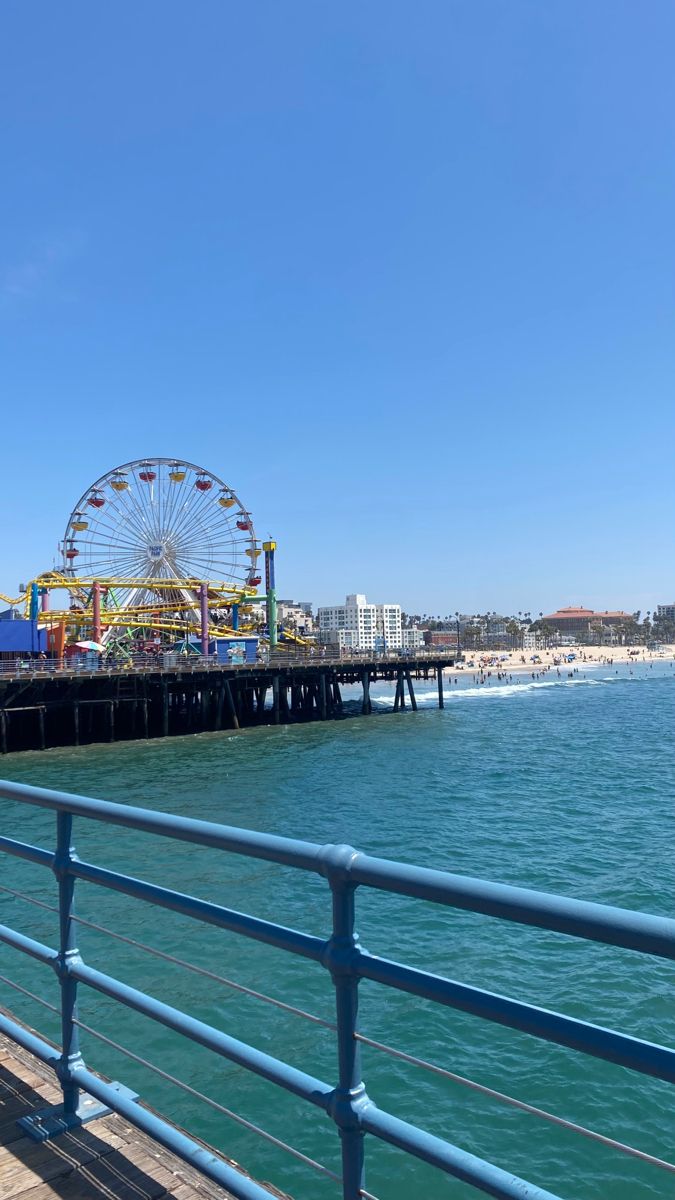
[371,677,606,706]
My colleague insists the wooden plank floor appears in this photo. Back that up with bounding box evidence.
[0,1035,288,1200]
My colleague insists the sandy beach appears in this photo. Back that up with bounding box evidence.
[451,645,675,677]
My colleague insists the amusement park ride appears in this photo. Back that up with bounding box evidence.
[0,458,284,658]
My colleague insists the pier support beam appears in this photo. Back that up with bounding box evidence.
[161,684,169,737]
[405,671,418,712]
[361,670,371,715]
[319,673,327,720]
[223,680,239,730]
[0,708,7,754]
[437,666,444,709]
[272,676,280,724]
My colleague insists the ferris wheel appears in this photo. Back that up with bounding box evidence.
[62,458,260,607]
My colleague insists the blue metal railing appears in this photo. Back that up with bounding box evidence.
[0,778,674,1200]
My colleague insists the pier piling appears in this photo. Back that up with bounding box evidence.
[361,670,371,715]
[223,680,239,730]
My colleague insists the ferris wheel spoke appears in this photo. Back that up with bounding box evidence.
[121,463,169,541]
[161,463,194,539]
[186,543,247,561]
[168,476,229,542]
[124,466,160,535]
[172,532,219,564]
[84,545,149,572]
[172,509,243,557]
[80,517,145,548]
[76,533,147,557]
[176,553,245,580]
[91,476,154,543]
[77,535,142,552]
[99,485,154,544]
[67,510,145,551]
[84,560,149,582]
[97,478,150,535]
[79,508,149,552]
[167,494,217,549]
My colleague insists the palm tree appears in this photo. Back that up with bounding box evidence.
[506,619,522,649]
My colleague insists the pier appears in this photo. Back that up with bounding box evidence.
[0,651,459,754]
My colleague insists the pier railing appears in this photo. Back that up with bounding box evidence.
[1,781,673,1200]
[0,647,459,679]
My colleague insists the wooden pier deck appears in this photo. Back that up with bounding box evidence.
[0,1031,286,1200]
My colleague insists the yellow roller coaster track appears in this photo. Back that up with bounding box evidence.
[2,575,260,620]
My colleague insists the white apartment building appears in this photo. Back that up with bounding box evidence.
[401,627,425,650]
[318,594,403,650]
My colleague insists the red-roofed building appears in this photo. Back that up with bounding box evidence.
[541,607,631,635]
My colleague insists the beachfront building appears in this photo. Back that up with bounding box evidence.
[402,627,425,650]
[317,594,403,650]
[656,604,675,622]
[523,630,545,651]
[424,630,459,649]
[459,614,514,650]
[323,629,359,650]
[541,607,632,639]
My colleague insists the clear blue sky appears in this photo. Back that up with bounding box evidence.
[1,2,674,615]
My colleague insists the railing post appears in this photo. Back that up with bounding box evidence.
[54,810,82,1114]
[321,846,368,1200]
[20,808,133,1140]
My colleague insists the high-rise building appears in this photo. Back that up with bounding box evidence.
[317,594,403,650]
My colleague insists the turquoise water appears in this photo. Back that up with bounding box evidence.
[1,661,674,1200]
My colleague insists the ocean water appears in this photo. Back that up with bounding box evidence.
[1,661,674,1200]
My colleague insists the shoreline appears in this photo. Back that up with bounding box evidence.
[449,644,675,678]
